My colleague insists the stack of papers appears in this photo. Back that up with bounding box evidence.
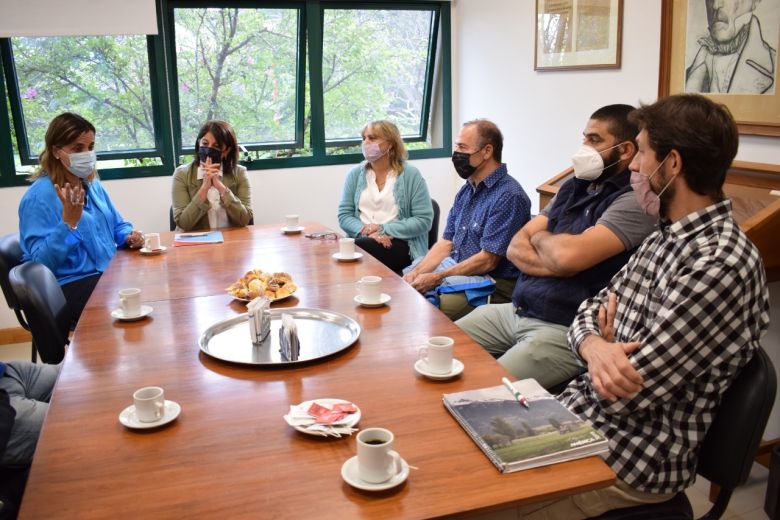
[173,231,224,246]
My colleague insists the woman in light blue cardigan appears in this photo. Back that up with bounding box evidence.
[338,120,433,273]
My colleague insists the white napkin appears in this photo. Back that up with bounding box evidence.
[247,297,271,344]
[283,403,359,437]
[279,314,300,361]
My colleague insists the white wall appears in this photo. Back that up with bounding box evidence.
[455,0,780,437]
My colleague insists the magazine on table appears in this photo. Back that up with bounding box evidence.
[442,378,608,473]
[173,231,224,246]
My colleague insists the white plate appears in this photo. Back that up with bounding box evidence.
[281,226,305,234]
[414,358,464,380]
[341,455,410,491]
[119,400,181,429]
[285,398,361,436]
[332,252,363,262]
[354,293,391,308]
[230,287,298,303]
[111,305,153,321]
[140,246,167,256]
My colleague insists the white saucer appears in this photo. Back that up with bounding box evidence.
[414,358,464,380]
[119,400,181,429]
[332,252,363,262]
[281,226,305,234]
[111,305,153,321]
[140,246,167,255]
[285,398,361,437]
[354,293,391,308]
[341,455,410,491]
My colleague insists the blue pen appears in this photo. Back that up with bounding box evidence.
[502,377,530,409]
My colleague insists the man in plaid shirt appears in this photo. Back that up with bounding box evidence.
[519,94,770,518]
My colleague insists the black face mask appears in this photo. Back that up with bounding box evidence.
[451,148,484,179]
[198,146,222,164]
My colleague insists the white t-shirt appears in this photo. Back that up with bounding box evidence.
[359,169,399,225]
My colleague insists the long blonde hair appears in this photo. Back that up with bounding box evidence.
[361,120,408,174]
[30,112,97,186]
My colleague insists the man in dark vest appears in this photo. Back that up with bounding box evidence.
[456,104,657,390]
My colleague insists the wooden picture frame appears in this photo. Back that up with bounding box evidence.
[535,0,623,71]
[659,0,780,137]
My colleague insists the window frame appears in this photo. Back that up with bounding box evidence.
[319,2,441,149]
[0,33,175,183]
[163,0,309,160]
[0,0,451,186]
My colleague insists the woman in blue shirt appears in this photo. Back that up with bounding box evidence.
[337,120,433,273]
[19,112,144,328]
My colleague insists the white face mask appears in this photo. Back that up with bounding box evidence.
[571,142,622,181]
[65,150,97,179]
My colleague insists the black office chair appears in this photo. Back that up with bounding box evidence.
[170,205,254,231]
[0,233,36,362]
[590,346,777,520]
[8,262,70,364]
[428,199,440,249]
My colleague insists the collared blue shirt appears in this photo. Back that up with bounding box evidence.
[19,176,133,286]
[442,164,531,279]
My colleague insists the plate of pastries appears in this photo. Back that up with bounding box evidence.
[226,269,298,302]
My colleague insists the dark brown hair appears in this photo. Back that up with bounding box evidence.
[194,120,239,174]
[463,119,503,162]
[629,94,738,199]
[590,104,638,148]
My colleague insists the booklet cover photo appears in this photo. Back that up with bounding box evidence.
[443,378,608,473]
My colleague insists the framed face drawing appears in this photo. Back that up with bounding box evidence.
[535,0,623,70]
[659,0,780,136]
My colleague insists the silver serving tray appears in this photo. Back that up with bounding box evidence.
[199,308,360,365]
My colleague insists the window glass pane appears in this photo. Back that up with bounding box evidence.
[11,36,156,155]
[322,9,434,141]
[173,8,300,148]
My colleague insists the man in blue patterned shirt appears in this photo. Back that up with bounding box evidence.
[403,119,531,320]
[518,95,770,518]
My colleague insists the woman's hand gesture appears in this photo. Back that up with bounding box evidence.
[58,182,84,229]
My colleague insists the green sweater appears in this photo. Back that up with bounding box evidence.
[337,161,433,260]
[171,162,253,231]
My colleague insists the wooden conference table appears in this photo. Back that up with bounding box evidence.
[20,223,614,519]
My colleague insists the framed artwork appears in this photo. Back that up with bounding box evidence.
[659,0,780,136]
[534,0,623,70]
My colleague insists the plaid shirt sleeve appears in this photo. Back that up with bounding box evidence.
[563,202,770,493]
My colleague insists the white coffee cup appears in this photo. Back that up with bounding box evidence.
[356,428,403,484]
[418,336,454,374]
[119,288,142,317]
[144,232,161,251]
[285,214,299,230]
[339,237,356,258]
[133,386,165,423]
[357,276,382,303]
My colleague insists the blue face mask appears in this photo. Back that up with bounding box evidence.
[65,151,97,179]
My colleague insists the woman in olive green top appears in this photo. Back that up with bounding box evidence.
[171,120,253,231]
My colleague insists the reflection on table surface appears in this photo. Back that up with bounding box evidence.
[20,223,614,519]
